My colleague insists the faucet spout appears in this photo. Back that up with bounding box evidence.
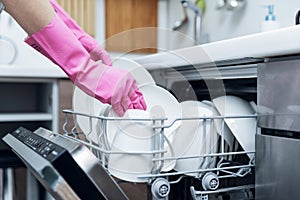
[0,2,5,15]
[181,0,202,45]
[181,0,202,15]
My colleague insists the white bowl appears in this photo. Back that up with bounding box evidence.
[107,109,153,151]
[173,101,219,177]
[107,85,182,172]
[107,109,154,182]
[108,146,153,183]
[72,57,155,143]
[213,96,256,161]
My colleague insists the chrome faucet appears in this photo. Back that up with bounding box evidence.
[181,0,202,45]
[216,0,246,11]
[0,2,4,15]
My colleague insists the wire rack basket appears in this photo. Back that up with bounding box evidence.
[61,109,256,200]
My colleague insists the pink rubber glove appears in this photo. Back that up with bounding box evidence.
[25,14,146,116]
[49,0,112,66]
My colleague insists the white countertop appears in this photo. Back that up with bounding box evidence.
[0,11,67,79]
[0,64,66,79]
[135,25,300,70]
[0,34,67,79]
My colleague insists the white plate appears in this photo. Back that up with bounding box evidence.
[107,109,153,151]
[213,96,256,161]
[201,100,236,161]
[174,101,219,177]
[0,37,17,64]
[108,145,153,183]
[135,84,181,172]
[111,57,155,87]
[201,100,234,150]
[139,85,182,140]
[107,109,154,183]
[172,101,203,158]
[73,86,109,143]
[73,57,155,143]
[107,85,182,172]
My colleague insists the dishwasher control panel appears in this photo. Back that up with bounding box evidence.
[11,127,65,162]
[3,127,129,200]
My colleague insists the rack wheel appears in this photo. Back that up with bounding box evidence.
[151,178,170,199]
[201,172,219,191]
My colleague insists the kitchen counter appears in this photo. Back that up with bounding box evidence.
[0,11,66,79]
[0,64,66,79]
[136,25,300,70]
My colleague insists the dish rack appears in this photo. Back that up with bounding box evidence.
[60,109,256,200]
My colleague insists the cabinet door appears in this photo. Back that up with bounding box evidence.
[105,0,158,53]
[56,0,96,36]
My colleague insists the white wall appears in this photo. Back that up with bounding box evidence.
[163,0,300,49]
[203,0,300,42]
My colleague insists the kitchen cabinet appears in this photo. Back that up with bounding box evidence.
[0,77,77,148]
[56,0,96,36]
[0,77,59,151]
[53,0,158,54]
[105,0,158,53]
[0,76,61,200]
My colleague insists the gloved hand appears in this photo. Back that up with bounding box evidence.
[49,0,112,66]
[25,14,146,116]
[76,58,146,115]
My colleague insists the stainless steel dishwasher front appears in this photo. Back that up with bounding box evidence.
[256,133,300,200]
[256,55,300,200]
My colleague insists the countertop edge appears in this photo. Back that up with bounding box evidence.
[135,25,300,70]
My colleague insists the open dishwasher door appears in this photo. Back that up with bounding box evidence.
[2,127,128,200]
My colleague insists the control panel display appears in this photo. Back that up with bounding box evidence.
[12,127,65,161]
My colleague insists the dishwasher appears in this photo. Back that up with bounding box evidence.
[256,55,300,200]
[2,57,265,200]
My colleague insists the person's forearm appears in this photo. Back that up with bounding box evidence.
[2,0,55,35]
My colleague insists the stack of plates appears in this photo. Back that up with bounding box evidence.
[172,100,219,177]
[212,95,256,161]
[173,96,256,177]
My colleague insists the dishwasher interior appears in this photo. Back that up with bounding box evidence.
[3,58,261,200]
[63,59,257,200]
[149,61,258,200]
[167,80,256,200]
